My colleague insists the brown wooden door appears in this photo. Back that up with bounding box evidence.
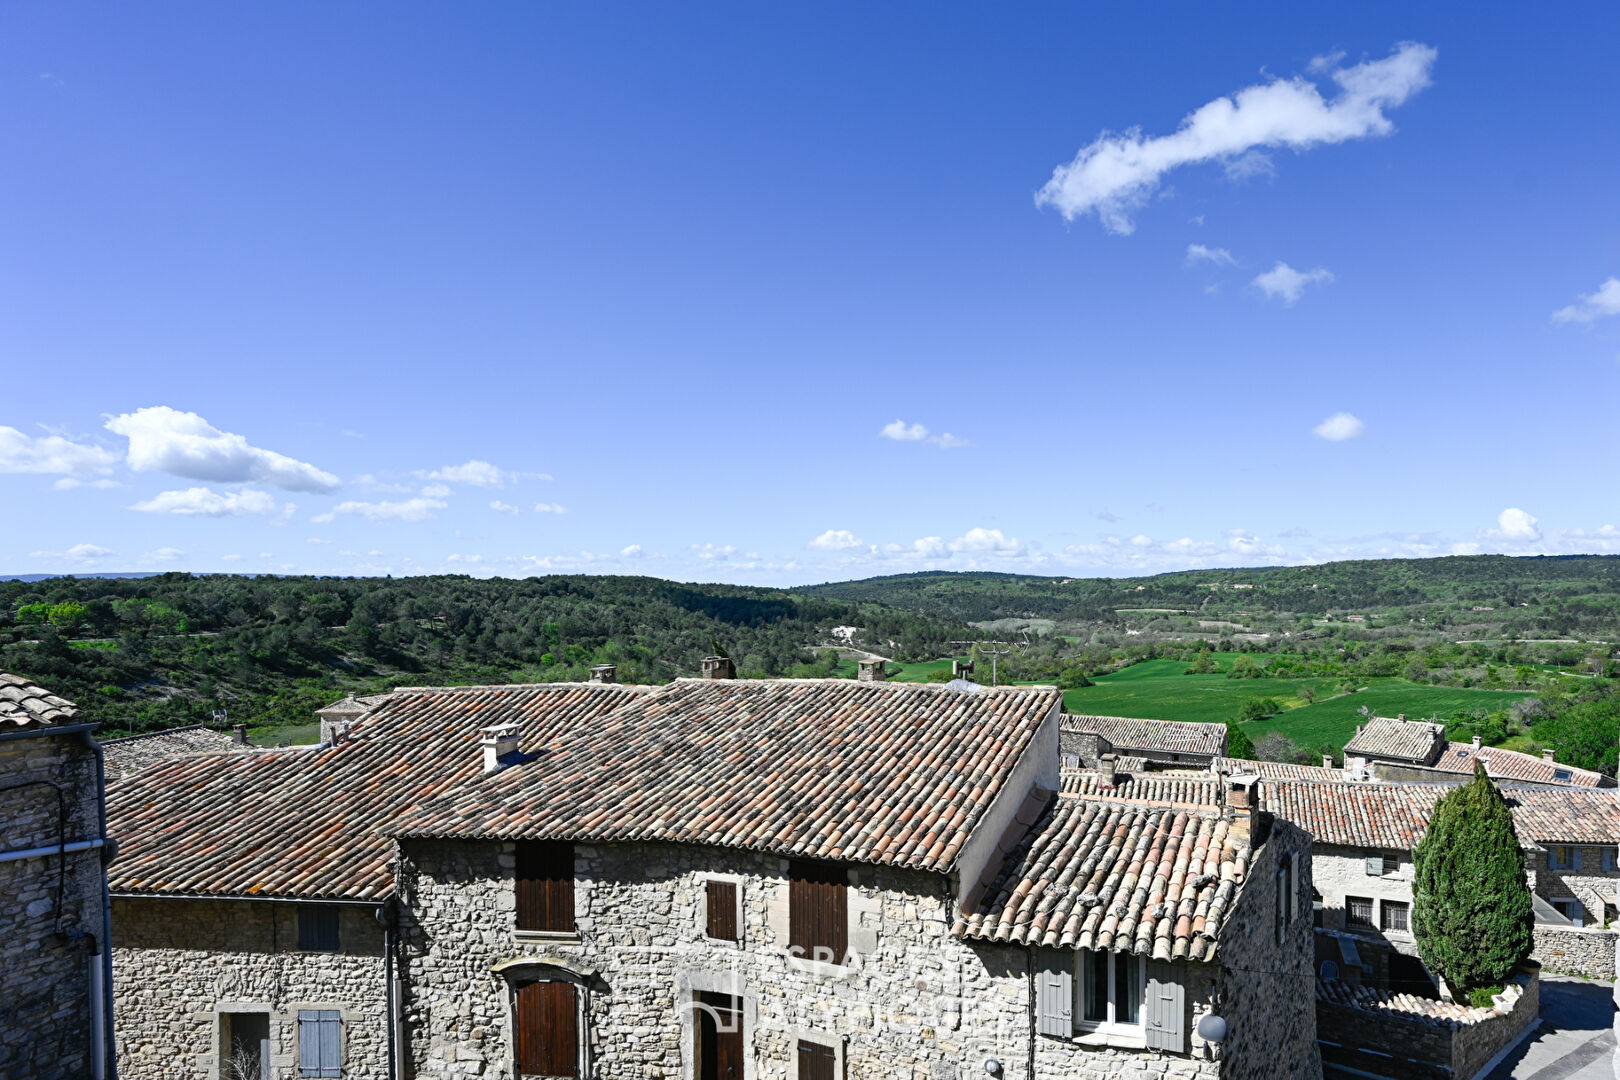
[696,992,742,1080]
[797,1039,835,1080]
[515,981,578,1078]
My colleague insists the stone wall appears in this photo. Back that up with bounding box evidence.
[1528,846,1618,926]
[1312,844,1420,956]
[0,728,107,1080]
[111,897,389,1079]
[1531,925,1616,980]
[395,836,1281,1080]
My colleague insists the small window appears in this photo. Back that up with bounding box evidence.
[705,880,738,941]
[797,1040,836,1080]
[1602,849,1615,873]
[1552,899,1586,927]
[1553,769,1572,783]
[297,906,340,952]
[516,841,575,933]
[1382,853,1399,876]
[788,860,847,965]
[1346,896,1374,930]
[1312,889,1324,929]
[1602,903,1616,927]
[1078,950,1143,1032]
[1380,899,1410,934]
[297,1010,341,1078]
[1550,846,1573,871]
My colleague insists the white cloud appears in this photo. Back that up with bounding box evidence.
[53,477,121,490]
[422,460,549,488]
[949,527,1025,556]
[1312,412,1365,441]
[879,420,971,449]
[1551,277,1620,324]
[306,537,333,545]
[1185,244,1235,267]
[532,503,567,515]
[220,553,243,562]
[419,483,453,498]
[490,500,521,515]
[29,543,117,565]
[140,547,186,565]
[620,544,644,558]
[879,420,929,442]
[1495,507,1540,541]
[692,543,739,561]
[105,406,338,492]
[0,426,120,475]
[808,529,865,551]
[311,497,447,523]
[1036,42,1436,234]
[909,537,948,558]
[128,487,289,517]
[1254,262,1334,304]
[1222,149,1275,182]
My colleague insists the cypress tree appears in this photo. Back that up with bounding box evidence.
[1224,722,1256,760]
[1412,763,1534,991]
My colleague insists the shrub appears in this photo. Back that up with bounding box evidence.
[1255,732,1300,763]
[1412,764,1534,992]
[1224,722,1255,760]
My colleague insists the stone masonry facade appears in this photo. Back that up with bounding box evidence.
[112,898,389,1079]
[0,729,107,1080]
[396,823,1317,1080]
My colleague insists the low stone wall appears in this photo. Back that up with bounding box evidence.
[1533,925,1616,980]
[1317,969,1539,1080]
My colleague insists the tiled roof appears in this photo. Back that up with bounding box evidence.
[1342,717,1444,764]
[101,725,248,778]
[0,672,79,728]
[1059,770,1222,808]
[1428,742,1611,788]
[952,795,1250,961]
[107,683,649,900]
[1315,977,1517,1028]
[1061,714,1227,757]
[1213,757,1348,783]
[394,679,1062,875]
[1264,781,1620,849]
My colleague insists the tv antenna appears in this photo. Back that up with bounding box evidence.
[949,639,1018,687]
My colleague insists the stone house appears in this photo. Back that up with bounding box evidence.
[0,673,116,1080]
[1265,779,1620,981]
[1342,716,1613,789]
[109,675,1316,1080]
[1059,714,1228,770]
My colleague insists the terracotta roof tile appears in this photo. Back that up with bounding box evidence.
[1059,770,1223,808]
[952,794,1250,962]
[1342,717,1445,763]
[102,725,250,778]
[1316,976,1525,1027]
[0,672,79,728]
[1213,757,1349,783]
[1429,742,1610,788]
[1265,781,1620,848]
[1062,714,1227,757]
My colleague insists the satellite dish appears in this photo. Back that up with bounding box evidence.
[1195,1013,1228,1043]
[1319,960,1339,981]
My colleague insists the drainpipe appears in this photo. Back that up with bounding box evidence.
[80,728,118,1080]
[379,898,401,1080]
[1025,946,1037,1080]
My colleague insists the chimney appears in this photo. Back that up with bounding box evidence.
[1322,754,1334,770]
[1225,774,1260,833]
[320,718,350,747]
[1472,735,1482,753]
[589,664,617,684]
[232,723,250,747]
[1542,748,1556,762]
[1398,714,1406,721]
[480,722,522,774]
[857,658,887,683]
[316,695,369,747]
[1099,753,1119,789]
[952,659,975,680]
[701,656,736,680]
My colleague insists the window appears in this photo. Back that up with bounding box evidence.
[1346,896,1374,930]
[1553,769,1573,783]
[1602,849,1615,873]
[1364,852,1398,877]
[788,860,847,965]
[297,906,340,952]
[1078,950,1143,1033]
[1383,853,1399,876]
[1312,889,1324,929]
[516,841,575,933]
[223,1012,270,1080]
[1550,846,1575,871]
[705,880,739,942]
[1602,903,1616,927]
[1380,899,1410,934]
[297,1010,341,1078]
[1275,864,1288,943]
[797,1040,836,1080]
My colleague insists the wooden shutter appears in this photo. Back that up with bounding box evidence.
[797,1040,836,1080]
[298,906,340,951]
[1034,949,1072,1038]
[1573,848,1583,871]
[1364,854,1383,876]
[706,880,739,941]
[516,981,578,1078]
[297,1010,341,1078]
[1144,961,1185,1053]
[517,842,575,933]
[1603,848,1614,872]
[788,861,847,964]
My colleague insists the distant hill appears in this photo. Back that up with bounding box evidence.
[0,572,170,583]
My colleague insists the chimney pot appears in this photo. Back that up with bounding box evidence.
[589,664,617,684]
[1541,748,1556,762]
[701,656,736,680]
[1099,753,1118,788]
[1398,714,1406,721]
[480,723,522,774]
[1225,774,1260,831]
[857,658,887,683]
[232,723,250,747]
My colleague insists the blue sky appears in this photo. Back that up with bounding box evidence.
[4,3,1618,585]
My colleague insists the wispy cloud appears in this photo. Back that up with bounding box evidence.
[105,406,339,492]
[490,500,521,515]
[53,477,121,491]
[1552,277,1620,324]
[878,420,971,449]
[129,486,293,518]
[532,503,568,515]
[421,460,550,488]
[1312,412,1365,441]
[1254,262,1334,305]
[312,497,447,523]
[0,426,120,475]
[1185,244,1235,267]
[1036,42,1436,234]
[29,543,117,565]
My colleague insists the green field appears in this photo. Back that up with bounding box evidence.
[1062,657,1534,752]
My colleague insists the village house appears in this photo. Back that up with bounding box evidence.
[0,673,116,1080]
[1059,714,1228,770]
[1342,715,1613,789]
[107,669,1317,1080]
[101,722,253,779]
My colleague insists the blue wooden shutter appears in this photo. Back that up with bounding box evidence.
[299,1010,342,1077]
[1573,848,1582,872]
[1603,848,1614,872]
[1035,950,1072,1037]
[1144,960,1185,1052]
[1364,854,1383,876]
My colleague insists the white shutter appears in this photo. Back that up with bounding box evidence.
[1144,960,1185,1053]
[1035,950,1072,1037]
